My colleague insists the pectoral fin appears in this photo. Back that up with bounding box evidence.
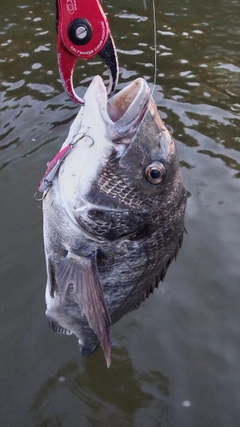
[56,252,112,367]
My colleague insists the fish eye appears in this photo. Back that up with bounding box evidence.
[145,161,166,184]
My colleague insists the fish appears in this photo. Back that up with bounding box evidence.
[42,75,187,367]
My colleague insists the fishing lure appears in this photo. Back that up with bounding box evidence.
[38,143,75,192]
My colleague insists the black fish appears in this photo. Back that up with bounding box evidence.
[42,76,187,367]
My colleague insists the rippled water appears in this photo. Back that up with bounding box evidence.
[1,0,240,426]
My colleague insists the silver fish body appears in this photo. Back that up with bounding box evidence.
[43,76,187,367]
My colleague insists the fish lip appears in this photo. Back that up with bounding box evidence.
[90,76,151,140]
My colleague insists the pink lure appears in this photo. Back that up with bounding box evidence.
[38,143,74,192]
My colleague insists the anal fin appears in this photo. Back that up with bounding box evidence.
[56,252,112,367]
[47,317,72,335]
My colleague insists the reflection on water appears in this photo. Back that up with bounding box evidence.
[30,347,170,427]
[1,0,240,426]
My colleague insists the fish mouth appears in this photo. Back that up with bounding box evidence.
[107,77,151,137]
[87,75,151,141]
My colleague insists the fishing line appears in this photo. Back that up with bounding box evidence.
[135,0,157,131]
[151,0,157,97]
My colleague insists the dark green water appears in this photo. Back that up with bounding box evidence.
[1,0,240,426]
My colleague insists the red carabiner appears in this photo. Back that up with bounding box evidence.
[57,0,118,104]
[58,0,109,59]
